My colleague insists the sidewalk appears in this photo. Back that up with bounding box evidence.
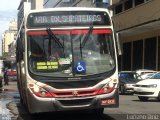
[1,81,18,91]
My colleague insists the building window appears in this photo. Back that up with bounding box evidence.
[122,42,131,71]
[115,4,123,14]
[95,0,109,8]
[124,0,133,10]
[144,37,156,70]
[135,0,144,6]
[113,0,150,16]
[132,40,143,70]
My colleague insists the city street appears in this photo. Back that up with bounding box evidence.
[1,0,160,120]
[0,81,160,120]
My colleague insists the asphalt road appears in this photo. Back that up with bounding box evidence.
[1,81,160,120]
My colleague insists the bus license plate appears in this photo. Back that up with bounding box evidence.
[101,99,115,105]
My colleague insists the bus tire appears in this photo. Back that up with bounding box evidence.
[93,108,104,116]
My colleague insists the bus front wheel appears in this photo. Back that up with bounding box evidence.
[92,108,104,116]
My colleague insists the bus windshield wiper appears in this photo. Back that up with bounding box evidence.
[81,26,93,48]
[46,28,64,48]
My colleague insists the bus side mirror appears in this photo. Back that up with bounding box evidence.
[115,33,122,56]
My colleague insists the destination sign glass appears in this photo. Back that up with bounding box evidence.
[27,11,110,28]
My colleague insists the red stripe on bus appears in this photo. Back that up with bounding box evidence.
[27,29,112,35]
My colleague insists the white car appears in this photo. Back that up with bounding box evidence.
[134,72,160,101]
[136,69,157,76]
[140,73,157,79]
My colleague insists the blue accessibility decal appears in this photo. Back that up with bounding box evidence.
[74,61,86,74]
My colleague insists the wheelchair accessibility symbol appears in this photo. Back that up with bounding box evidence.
[77,62,84,72]
[74,61,86,74]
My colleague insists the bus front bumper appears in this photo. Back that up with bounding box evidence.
[27,89,119,114]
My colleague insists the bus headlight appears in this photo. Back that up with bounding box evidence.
[29,83,53,98]
[98,80,117,95]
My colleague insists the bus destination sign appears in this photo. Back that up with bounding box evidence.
[34,15,102,24]
[27,11,110,28]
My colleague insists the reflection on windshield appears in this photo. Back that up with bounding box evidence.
[150,73,160,79]
[119,73,141,82]
[27,29,115,77]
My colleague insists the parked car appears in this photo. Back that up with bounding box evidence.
[140,72,157,79]
[119,71,142,94]
[136,69,157,76]
[5,68,17,81]
[134,72,160,101]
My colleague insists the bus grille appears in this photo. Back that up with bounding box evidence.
[58,98,93,106]
[46,80,100,89]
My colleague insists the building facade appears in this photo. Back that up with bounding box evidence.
[2,20,17,57]
[110,0,160,71]
[19,0,43,10]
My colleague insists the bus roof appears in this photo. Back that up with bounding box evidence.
[26,7,110,15]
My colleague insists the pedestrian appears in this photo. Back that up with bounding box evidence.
[0,74,2,88]
[4,68,9,85]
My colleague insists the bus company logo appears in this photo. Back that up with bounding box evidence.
[72,90,78,96]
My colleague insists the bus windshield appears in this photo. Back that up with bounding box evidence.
[27,29,115,77]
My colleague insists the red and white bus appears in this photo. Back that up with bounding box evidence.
[16,7,120,114]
